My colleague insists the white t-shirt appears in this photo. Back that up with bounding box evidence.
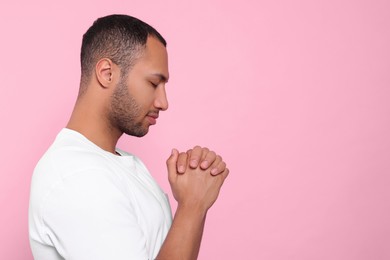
[29,128,172,260]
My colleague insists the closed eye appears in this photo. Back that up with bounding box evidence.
[150,81,158,88]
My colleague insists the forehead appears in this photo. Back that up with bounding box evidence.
[130,36,169,80]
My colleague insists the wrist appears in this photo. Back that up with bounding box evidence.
[176,202,208,219]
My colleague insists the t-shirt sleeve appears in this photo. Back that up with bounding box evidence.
[41,170,149,260]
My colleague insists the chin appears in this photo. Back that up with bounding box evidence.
[124,128,149,138]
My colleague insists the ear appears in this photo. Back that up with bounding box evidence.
[95,58,115,88]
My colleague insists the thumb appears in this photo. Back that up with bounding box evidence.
[167,148,179,180]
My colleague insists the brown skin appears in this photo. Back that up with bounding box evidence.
[157,149,229,260]
[67,36,229,259]
[67,36,169,152]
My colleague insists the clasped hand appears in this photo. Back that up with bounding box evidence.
[167,146,229,212]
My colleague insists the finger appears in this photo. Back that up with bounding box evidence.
[209,156,225,175]
[189,146,202,168]
[167,149,179,183]
[214,168,229,194]
[224,168,230,179]
[176,152,188,174]
[200,150,216,170]
[211,161,226,176]
[219,168,230,183]
[220,168,230,186]
[199,147,209,161]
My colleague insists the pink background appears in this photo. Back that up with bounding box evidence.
[1,0,390,259]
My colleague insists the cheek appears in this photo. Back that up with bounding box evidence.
[126,77,156,109]
[134,89,155,107]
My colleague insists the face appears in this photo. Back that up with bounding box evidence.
[109,36,169,137]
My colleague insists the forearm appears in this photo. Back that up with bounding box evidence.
[156,204,207,260]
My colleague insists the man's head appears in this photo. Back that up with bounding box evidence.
[80,14,166,93]
[73,14,169,139]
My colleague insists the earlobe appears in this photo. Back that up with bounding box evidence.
[95,58,114,88]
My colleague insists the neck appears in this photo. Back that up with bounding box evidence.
[67,96,122,155]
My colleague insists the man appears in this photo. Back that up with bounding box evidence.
[29,14,229,260]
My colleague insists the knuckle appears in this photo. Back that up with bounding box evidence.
[220,162,226,169]
[166,157,172,165]
[208,151,216,157]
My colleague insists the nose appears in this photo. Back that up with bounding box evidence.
[154,85,169,111]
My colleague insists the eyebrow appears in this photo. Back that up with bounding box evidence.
[152,73,169,83]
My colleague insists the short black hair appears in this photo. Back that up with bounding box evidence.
[80,14,166,91]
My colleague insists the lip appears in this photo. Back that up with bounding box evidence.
[146,113,159,125]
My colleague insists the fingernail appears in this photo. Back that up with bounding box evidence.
[211,168,217,175]
[178,166,185,173]
[201,161,209,168]
[190,160,198,168]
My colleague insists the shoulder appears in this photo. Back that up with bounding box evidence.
[30,129,132,220]
[34,128,123,180]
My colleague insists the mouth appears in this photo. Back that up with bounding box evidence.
[146,112,159,125]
